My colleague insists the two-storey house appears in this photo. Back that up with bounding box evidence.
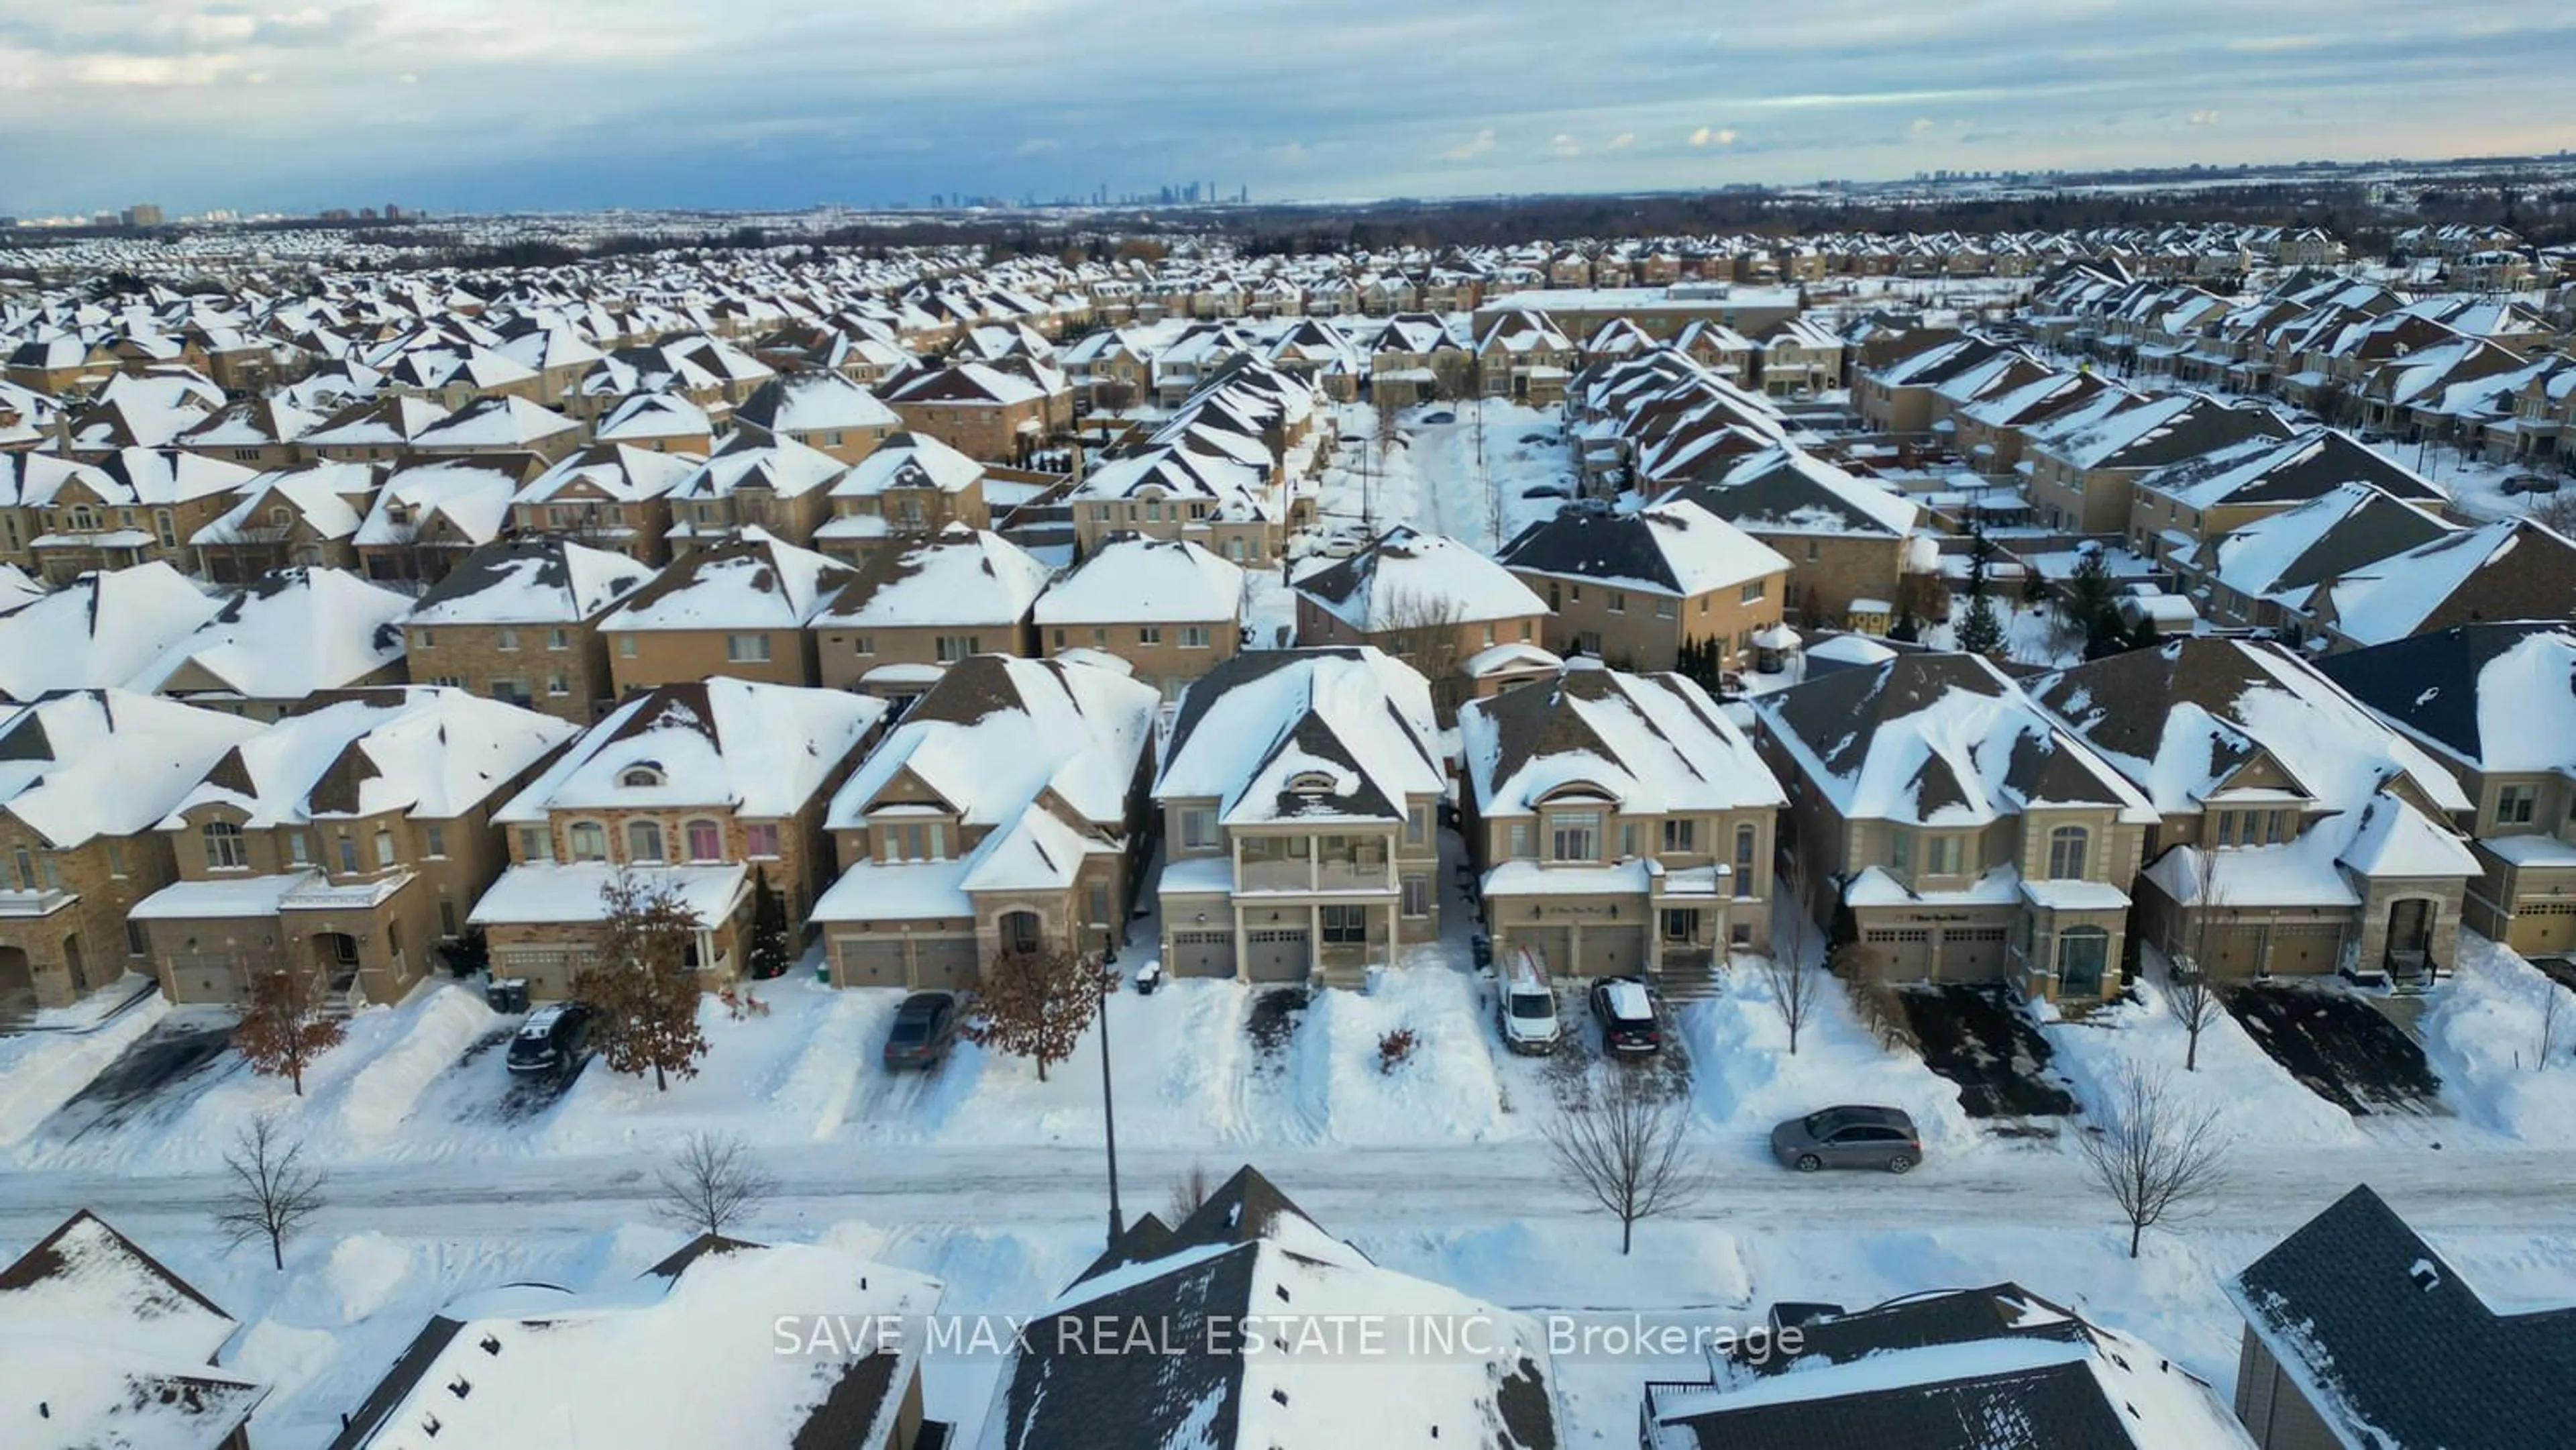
[598,529,854,696]
[1497,499,1790,674]
[1291,525,1554,717]
[406,537,655,723]
[1033,534,1242,703]
[812,525,1052,701]
[812,433,991,566]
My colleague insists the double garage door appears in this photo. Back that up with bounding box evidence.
[835,936,979,990]
[1861,927,2008,982]
[1508,926,1647,978]
[2518,901,2576,957]
[2194,922,2345,978]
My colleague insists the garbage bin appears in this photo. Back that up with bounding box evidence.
[485,977,529,1015]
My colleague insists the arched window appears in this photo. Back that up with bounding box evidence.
[999,910,1044,955]
[626,820,665,863]
[684,819,722,862]
[2047,825,2089,880]
[2057,926,2110,996]
[567,821,607,862]
[201,820,247,870]
[620,766,663,788]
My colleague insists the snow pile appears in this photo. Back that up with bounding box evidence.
[1293,968,1514,1145]
[0,994,168,1147]
[2418,933,2576,1145]
[321,986,502,1149]
[2034,971,2360,1146]
[1679,960,1980,1158]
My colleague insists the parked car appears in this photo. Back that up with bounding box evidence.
[1770,1105,1923,1174]
[2503,473,2562,496]
[1589,977,1661,1055]
[505,1001,592,1077]
[1497,951,1560,1055]
[882,992,958,1071]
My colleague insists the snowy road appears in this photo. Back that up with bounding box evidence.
[6,1135,2569,1243]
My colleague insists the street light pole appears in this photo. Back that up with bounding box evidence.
[1098,927,1124,1244]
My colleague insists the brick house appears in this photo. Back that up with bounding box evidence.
[190,460,381,580]
[812,654,1158,989]
[814,433,991,566]
[1497,499,1790,674]
[1756,652,2158,1006]
[512,442,698,567]
[1460,664,1785,980]
[590,391,716,456]
[1152,648,1444,988]
[14,447,255,582]
[665,433,847,556]
[0,690,263,1008]
[598,529,855,696]
[133,688,578,1006]
[299,395,453,464]
[405,536,655,722]
[0,562,223,701]
[1033,533,1242,703]
[1656,446,1921,631]
[124,566,413,720]
[882,361,1070,464]
[1292,525,1554,717]
[731,370,901,465]
[472,678,887,998]
[812,525,1053,701]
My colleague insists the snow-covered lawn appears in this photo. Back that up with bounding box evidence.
[2419,933,2576,1144]
[2035,968,2363,1148]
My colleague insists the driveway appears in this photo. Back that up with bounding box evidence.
[2228,982,2442,1116]
[1896,984,2080,1120]
[35,1011,241,1145]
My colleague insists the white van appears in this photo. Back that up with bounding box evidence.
[1497,948,1561,1055]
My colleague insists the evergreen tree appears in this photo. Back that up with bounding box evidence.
[745,866,792,981]
[1956,592,2006,658]
[2128,614,2163,652]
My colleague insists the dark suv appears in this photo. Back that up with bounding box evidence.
[506,1001,593,1076]
[882,992,958,1071]
[1589,977,1661,1055]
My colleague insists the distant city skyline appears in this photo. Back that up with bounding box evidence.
[5,0,2574,217]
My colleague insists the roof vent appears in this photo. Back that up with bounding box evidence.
[1271,1388,1289,1407]
[2410,1257,2442,1292]
[480,1334,501,1355]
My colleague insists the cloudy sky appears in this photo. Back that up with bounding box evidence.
[5,0,2573,217]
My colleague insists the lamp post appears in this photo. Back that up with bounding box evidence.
[1097,925,1124,1244]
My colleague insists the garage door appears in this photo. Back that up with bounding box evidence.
[1513,927,1572,978]
[913,937,980,990]
[1862,928,1931,981]
[835,938,909,988]
[1244,928,1310,982]
[2196,925,2267,978]
[1580,927,1647,979]
[1938,927,2009,982]
[2516,901,2576,957]
[1169,930,1236,978]
[2263,923,2345,976]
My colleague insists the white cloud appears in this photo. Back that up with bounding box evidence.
[1909,116,1937,134]
[1549,133,1580,157]
[2188,109,2220,125]
[1690,125,1738,148]
[1605,132,1634,150]
[1439,127,1498,162]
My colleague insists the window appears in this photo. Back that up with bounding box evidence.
[618,635,637,658]
[626,820,665,862]
[417,629,435,650]
[1137,626,1163,645]
[2047,826,2088,880]
[519,826,555,863]
[1320,904,1366,945]
[1405,805,1429,846]
[1655,599,1676,620]
[1180,809,1218,851]
[1401,876,1431,918]
[1509,821,1532,859]
[8,846,30,890]
[1740,578,1768,603]
[743,823,780,858]
[127,919,151,957]
[1550,811,1601,862]
[203,821,247,870]
[1621,822,1641,858]
[424,825,447,858]
[2215,811,2237,848]
[1000,910,1044,953]
[621,766,662,788]
[1663,817,1695,853]
[496,627,520,652]
[1925,835,1964,876]
[374,828,396,868]
[726,633,772,664]
[338,835,361,872]
[2057,926,2110,996]
[2500,784,2540,826]
[1734,824,1758,898]
[568,821,607,862]
[935,635,979,662]
[685,819,722,862]
[1607,590,1627,615]
[547,674,570,697]
[1805,539,1821,562]
[1179,625,1210,650]
[548,628,571,651]
[1890,830,1913,874]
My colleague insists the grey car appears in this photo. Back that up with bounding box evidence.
[1770,1105,1923,1174]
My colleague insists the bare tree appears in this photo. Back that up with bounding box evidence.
[2538,985,2565,1073]
[2525,489,2576,537]
[2078,1064,2231,1259]
[235,967,346,1097]
[963,943,1110,1083]
[216,1118,327,1271]
[1760,862,1825,1055]
[2167,851,2227,1072]
[1542,1068,1710,1255]
[653,1131,777,1239]
[1377,586,1469,718]
[1167,1161,1213,1223]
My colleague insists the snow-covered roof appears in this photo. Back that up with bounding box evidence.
[1497,499,1789,598]
[1035,534,1242,626]
[160,686,576,828]
[1156,648,1442,826]
[125,566,411,702]
[600,529,854,631]
[0,690,261,851]
[2314,622,2576,778]
[814,525,1053,629]
[1293,524,1547,633]
[409,537,654,625]
[0,562,222,701]
[1463,663,1785,819]
[825,431,984,499]
[496,678,885,823]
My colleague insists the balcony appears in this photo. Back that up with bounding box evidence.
[0,886,76,917]
[1234,842,1395,895]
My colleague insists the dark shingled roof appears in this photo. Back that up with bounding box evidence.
[2312,621,2575,768]
[1497,508,1690,594]
[1667,462,1904,538]
[2027,637,2290,774]
[2231,1184,2576,1450]
[1761,652,2012,781]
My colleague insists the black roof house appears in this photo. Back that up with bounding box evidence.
[2228,1184,2576,1449]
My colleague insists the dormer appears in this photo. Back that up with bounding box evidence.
[619,764,664,789]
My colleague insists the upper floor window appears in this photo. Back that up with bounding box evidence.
[2498,784,2540,827]
[1925,834,1965,876]
[374,828,397,868]
[568,821,608,862]
[203,820,248,871]
[1739,578,1768,604]
[1550,811,1601,863]
[1179,808,1218,851]
[727,633,772,664]
[519,825,555,864]
[621,766,663,788]
[935,635,979,662]
[743,823,780,859]
[685,819,723,862]
[1734,824,1758,898]
[1663,817,1696,853]
[627,820,665,863]
[2047,825,2088,880]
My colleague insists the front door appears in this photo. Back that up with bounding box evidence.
[2387,898,2432,969]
